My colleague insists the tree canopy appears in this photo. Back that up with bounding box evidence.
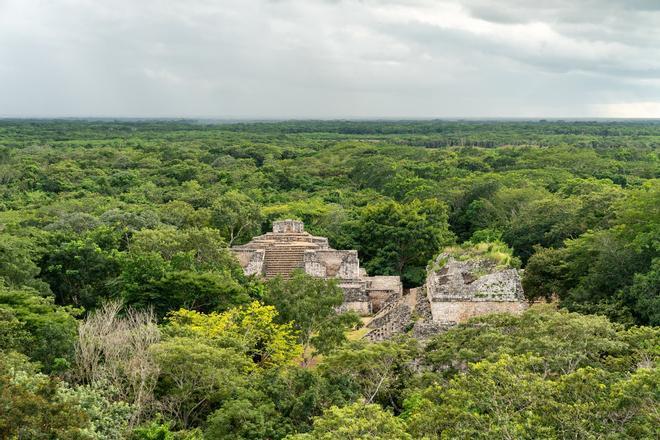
[0,119,657,438]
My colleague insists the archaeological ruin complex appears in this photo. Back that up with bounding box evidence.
[231,220,402,315]
[232,220,528,339]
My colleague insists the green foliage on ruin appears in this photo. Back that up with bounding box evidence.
[439,240,521,270]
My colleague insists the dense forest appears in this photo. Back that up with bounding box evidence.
[0,119,658,439]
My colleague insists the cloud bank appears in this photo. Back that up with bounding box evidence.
[1,0,659,118]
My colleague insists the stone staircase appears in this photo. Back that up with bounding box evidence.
[368,295,402,327]
[364,289,419,342]
[263,245,308,279]
[256,233,317,244]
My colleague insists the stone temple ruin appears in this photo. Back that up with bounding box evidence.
[231,220,403,315]
[232,220,528,339]
[364,250,528,341]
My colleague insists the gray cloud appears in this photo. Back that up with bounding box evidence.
[0,0,659,118]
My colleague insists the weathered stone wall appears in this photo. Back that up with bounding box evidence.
[272,219,305,234]
[340,281,369,301]
[430,300,528,325]
[426,258,523,302]
[304,250,360,279]
[231,249,264,276]
[303,250,326,277]
[366,276,402,313]
[339,301,372,316]
[425,253,527,325]
[338,280,371,315]
[367,253,529,341]
[367,276,403,294]
[368,290,393,314]
[311,237,330,249]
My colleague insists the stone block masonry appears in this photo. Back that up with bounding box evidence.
[426,254,527,325]
[231,220,402,315]
[232,249,264,276]
[365,252,528,340]
[429,301,528,324]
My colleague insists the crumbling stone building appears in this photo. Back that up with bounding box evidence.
[425,253,527,324]
[231,220,402,315]
[233,220,528,339]
[365,250,528,341]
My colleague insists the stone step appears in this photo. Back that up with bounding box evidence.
[266,268,303,272]
[267,250,306,253]
[265,258,303,263]
[265,256,303,260]
[262,244,307,278]
[266,269,302,273]
[265,258,303,262]
[269,245,313,249]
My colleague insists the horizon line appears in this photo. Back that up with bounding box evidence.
[2,116,660,123]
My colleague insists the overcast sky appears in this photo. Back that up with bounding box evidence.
[1,0,660,118]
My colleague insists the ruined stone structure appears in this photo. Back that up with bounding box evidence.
[426,253,527,324]
[365,251,528,341]
[233,222,527,338]
[231,220,402,315]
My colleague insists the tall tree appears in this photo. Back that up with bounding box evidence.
[264,272,361,365]
[354,198,455,286]
[210,191,262,246]
[285,402,412,440]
